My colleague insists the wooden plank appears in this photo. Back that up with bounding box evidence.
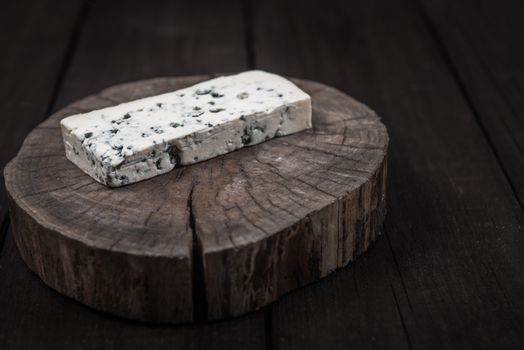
[0,0,266,347]
[53,0,249,109]
[418,0,524,206]
[252,1,411,348]
[0,0,86,246]
[253,0,524,348]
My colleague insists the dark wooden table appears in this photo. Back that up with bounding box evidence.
[1,0,523,348]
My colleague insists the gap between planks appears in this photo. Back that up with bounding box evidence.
[0,0,91,254]
[413,0,524,210]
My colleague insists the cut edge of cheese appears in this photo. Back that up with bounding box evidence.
[60,70,312,187]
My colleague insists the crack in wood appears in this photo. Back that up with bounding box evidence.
[389,279,414,350]
[266,195,301,219]
[293,176,338,200]
[188,181,208,321]
[285,140,374,165]
[235,203,269,235]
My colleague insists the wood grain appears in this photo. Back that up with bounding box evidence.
[252,0,524,348]
[3,0,524,347]
[420,0,524,205]
[0,227,267,349]
[4,76,388,323]
[0,0,85,246]
[1,0,267,346]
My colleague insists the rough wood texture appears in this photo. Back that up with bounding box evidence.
[3,76,388,323]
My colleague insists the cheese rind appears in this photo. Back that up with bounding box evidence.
[60,70,312,187]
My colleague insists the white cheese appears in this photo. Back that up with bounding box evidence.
[60,70,312,187]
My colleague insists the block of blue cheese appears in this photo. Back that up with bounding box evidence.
[60,70,312,187]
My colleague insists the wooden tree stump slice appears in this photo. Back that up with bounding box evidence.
[4,75,388,323]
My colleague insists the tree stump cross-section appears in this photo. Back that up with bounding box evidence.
[4,76,388,323]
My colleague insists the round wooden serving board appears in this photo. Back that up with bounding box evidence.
[4,75,388,323]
